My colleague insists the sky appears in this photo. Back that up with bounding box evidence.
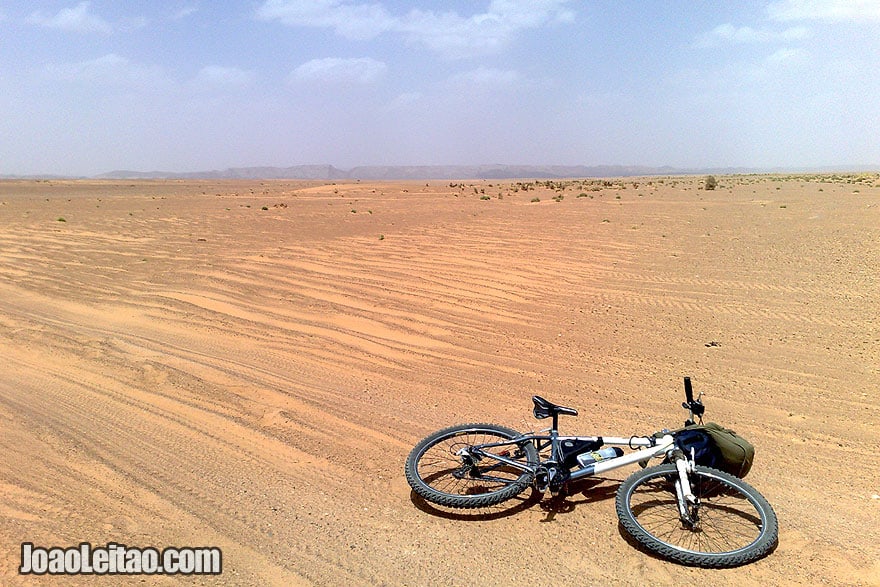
[1,0,879,176]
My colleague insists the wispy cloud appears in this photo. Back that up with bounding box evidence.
[768,0,880,22]
[43,53,171,90]
[696,23,810,47]
[256,0,395,40]
[742,47,809,80]
[194,66,255,87]
[173,6,199,20]
[45,53,128,80]
[446,67,521,88]
[386,91,422,110]
[765,47,806,64]
[257,0,576,58]
[27,2,113,34]
[290,57,387,84]
[396,2,574,59]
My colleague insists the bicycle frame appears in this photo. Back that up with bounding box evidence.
[466,430,677,482]
[464,377,707,488]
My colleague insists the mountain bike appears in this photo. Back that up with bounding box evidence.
[404,378,778,568]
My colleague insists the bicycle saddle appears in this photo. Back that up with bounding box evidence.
[532,395,578,419]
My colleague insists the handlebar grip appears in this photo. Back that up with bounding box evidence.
[684,377,694,403]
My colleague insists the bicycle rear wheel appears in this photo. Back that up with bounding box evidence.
[616,463,778,567]
[405,423,537,509]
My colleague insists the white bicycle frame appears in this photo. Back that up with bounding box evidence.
[561,434,675,479]
[468,432,674,478]
[468,431,698,518]
[466,377,708,516]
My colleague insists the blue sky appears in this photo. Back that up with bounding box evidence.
[1,1,879,176]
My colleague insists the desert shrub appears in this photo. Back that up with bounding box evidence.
[704,176,717,190]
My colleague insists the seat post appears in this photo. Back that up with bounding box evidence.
[549,414,561,462]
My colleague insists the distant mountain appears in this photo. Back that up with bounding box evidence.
[342,164,681,180]
[94,165,349,180]
[92,164,759,181]
[0,174,84,180]
[13,163,874,181]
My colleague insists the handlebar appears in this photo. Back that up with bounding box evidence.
[682,376,705,425]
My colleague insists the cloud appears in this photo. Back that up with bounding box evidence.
[696,23,810,47]
[384,92,423,112]
[27,2,112,34]
[173,6,199,20]
[195,66,255,87]
[397,1,574,58]
[738,47,809,80]
[43,54,171,90]
[767,0,880,22]
[290,57,387,84]
[46,53,128,80]
[256,0,576,58]
[765,47,806,65]
[397,9,511,57]
[446,67,521,87]
[256,0,395,40]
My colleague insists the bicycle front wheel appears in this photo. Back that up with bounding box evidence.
[405,423,538,509]
[616,464,778,567]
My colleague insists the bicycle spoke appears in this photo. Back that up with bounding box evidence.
[624,467,768,556]
[415,429,530,497]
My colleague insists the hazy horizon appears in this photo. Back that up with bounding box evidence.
[6,162,880,182]
[2,1,879,177]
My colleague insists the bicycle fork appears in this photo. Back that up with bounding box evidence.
[673,453,700,528]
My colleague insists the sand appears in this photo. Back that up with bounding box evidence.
[0,175,878,585]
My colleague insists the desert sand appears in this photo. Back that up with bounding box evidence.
[0,175,878,586]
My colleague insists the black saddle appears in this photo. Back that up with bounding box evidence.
[532,395,578,420]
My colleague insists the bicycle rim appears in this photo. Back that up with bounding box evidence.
[618,464,777,567]
[408,425,535,508]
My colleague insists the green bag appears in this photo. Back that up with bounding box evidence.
[667,422,755,478]
[699,422,755,478]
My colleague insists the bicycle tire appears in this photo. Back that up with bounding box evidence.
[616,463,778,567]
[405,423,538,509]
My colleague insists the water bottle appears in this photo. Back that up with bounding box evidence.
[576,446,623,468]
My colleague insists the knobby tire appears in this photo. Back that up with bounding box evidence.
[405,423,537,509]
[615,463,778,567]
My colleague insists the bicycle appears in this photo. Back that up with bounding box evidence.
[404,377,778,568]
